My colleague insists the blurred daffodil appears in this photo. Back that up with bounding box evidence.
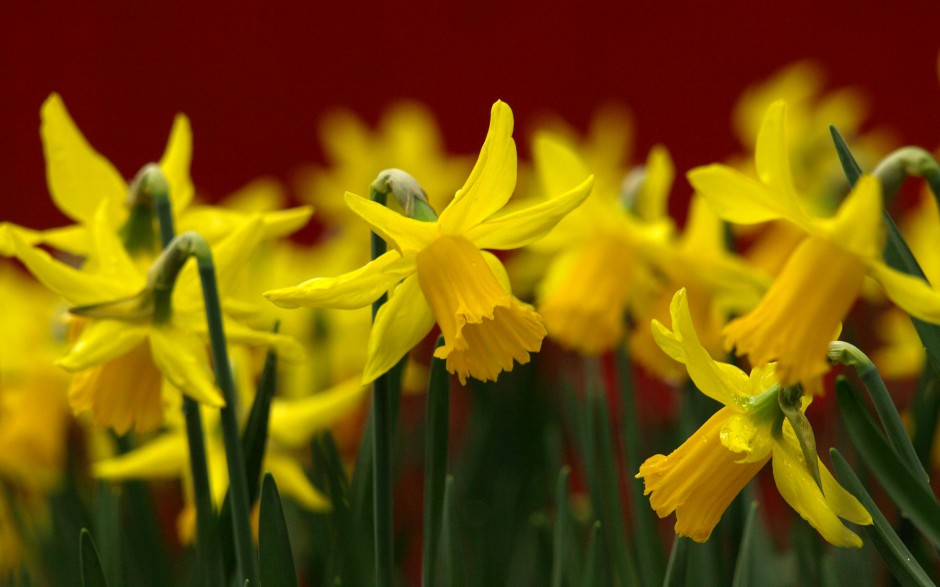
[9,209,298,434]
[267,101,593,384]
[637,289,872,547]
[528,133,672,355]
[689,100,940,387]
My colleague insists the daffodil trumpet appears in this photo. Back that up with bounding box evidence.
[827,341,928,485]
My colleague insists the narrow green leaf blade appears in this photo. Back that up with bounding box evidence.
[423,336,450,587]
[836,377,940,547]
[551,467,570,587]
[830,449,934,587]
[731,501,758,587]
[582,522,603,587]
[80,529,109,587]
[662,535,688,587]
[259,474,298,587]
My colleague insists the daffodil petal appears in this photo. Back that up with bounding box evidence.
[259,206,314,239]
[94,434,186,479]
[188,316,305,363]
[362,274,436,384]
[173,216,265,311]
[817,175,883,261]
[57,320,149,372]
[36,224,92,256]
[343,192,437,253]
[532,132,593,196]
[265,453,331,511]
[819,457,872,526]
[868,259,940,323]
[264,250,415,310]
[687,165,810,229]
[150,325,225,407]
[481,251,512,292]
[88,201,141,283]
[651,289,753,406]
[160,114,195,215]
[754,101,800,201]
[0,223,41,257]
[269,377,369,447]
[771,441,864,547]
[10,231,131,305]
[40,93,127,225]
[634,145,674,223]
[439,101,517,234]
[464,176,594,250]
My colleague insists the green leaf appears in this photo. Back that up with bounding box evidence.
[912,368,940,470]
[662,536,689,587]
[80,529,109,587]
[423,336,450,587]
[439,476,466,587]
[93,481,120,586]
[582,522,603,587]
[836,377,940,547]
[551,467,570,587]
[830,126,940,377]
[616,347,665,587]
[831,449,935,587]
[259,474,298,587]
[731,502,758,587]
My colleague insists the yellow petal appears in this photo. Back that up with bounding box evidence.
[362,274,436,384]
[269,377,369,447]
[94,434,186,479]
[187,317,305,363]
[868,260,940,323]
[0,223,41,257]
[88,201,141,283]
[531,132,593,197]
[687,165,811,229]
[651,289,754,406]
[40,93,127,225]
[634,145,674,223]
[754,101,800,204]
[160,114,195,215]
[771,440,865,547]
[258,206,314,239]
[57,320,150,372]
[817,175,883,261]
[438,101,517,234]
[10,231,131,306]
[150,325,225,407]
[344,191,438,253]
[265,250,415,310]
[464,176,594,250]
[265,453,331,511]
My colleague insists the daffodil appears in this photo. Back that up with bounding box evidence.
[637,289,872,547]
[0,94,311,260]
[9,206,299,434]
[266,101,593,384]
[688,100,940,387]
[630,195,770,381]
[527,134,672,355]
[94,377,367,542]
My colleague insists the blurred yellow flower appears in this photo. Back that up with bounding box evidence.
[267,101,593,384]
[637,289,872,547]
[689,100,940,387]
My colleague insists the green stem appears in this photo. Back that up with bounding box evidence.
[828,341,929,486]
[194,240,260,586]
[370,182,395,587]
[149,168,223,587]
[422,336,450,587]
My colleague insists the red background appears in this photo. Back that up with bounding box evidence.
[3,1,940,228]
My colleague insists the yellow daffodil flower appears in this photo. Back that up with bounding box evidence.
[630,195,770,381]
[266,101,594,384]
[9,207,299,434]
[0,94,311,260]
[93,378,368,542]
[637,289,872,547]
[688,100,940,387]
[527,133,672,355]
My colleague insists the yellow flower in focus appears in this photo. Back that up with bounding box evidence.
[688,100,940,387]
[527,133,673,355]
[637,289,872,547]
[266,101,594,384]
[9,210,299,434]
